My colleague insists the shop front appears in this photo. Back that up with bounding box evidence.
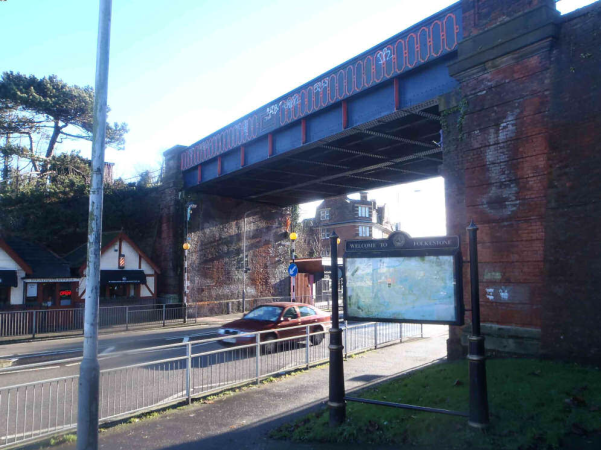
[100,270,147,302]
[23,278,81,308]
[1,237,70,310]
[65,232,160,306]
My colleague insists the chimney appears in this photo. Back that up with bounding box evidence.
[360,191,368,201]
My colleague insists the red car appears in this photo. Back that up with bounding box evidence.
[217,302,331,351]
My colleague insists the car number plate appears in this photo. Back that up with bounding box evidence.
[223,338,236,343]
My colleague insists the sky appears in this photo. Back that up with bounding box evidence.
[1,0,595,230]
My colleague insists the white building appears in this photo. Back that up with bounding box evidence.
[65,231,161,305]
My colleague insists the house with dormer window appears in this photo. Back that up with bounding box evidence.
[313,192,394,256]
[64,231,161,306]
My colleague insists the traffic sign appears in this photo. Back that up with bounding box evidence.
[288,263,298,277]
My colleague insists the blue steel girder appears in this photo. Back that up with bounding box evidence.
[181,2,462,206]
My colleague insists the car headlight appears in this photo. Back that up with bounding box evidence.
[218,329,225,335]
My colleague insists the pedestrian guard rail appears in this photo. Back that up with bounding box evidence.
[0,320,422,448]
[0,295,331,340]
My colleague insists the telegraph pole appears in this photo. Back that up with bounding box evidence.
[77,1,112,448]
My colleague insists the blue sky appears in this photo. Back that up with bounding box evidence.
[1,0,595,231]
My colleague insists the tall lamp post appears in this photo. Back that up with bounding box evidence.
[242,209,256,313]
[183,202,196,311]
[77,1,112,448]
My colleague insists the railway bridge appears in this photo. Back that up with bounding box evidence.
[157,0,601,362]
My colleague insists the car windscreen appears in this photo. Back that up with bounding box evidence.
[244,306,283,322]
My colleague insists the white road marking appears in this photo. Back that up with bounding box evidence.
[100,346,115,355]
[0,365,60,374]
[65,362,81,367]
[165,331,216,341]
[0,348,80,359]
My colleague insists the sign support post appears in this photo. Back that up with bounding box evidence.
[467,221,490,428]
[328,231,345,426]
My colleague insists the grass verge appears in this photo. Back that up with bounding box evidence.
[271,359,601,449]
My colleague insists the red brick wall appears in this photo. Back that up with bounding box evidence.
[462,0,555,37]
[445,0,601,361]
[445,26,554,331]
[185,194,290,302]
[541,3,601,361]
[154,146,186,300]
[158,147,291,304]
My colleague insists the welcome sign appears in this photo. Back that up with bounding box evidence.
[343,232,464,325]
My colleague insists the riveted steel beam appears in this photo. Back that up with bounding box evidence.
[249,147,442,199]
[358,129,438,148]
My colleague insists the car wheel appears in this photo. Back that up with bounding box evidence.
[310,328,324,346]
[262,334,277,354]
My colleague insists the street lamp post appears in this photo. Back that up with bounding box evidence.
[77,1,111,448]
[242,210,255,313]
[183,202,196,314]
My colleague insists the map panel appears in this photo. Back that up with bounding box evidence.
[346,255,456,322]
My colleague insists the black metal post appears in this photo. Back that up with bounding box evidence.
[328,232,346,426]
[467,220,490,428]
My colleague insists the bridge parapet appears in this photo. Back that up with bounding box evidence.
[180,3,462,172]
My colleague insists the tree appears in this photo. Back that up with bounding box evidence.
[0,72,128,172]
[0,154,161,254]
[137,170,154,188]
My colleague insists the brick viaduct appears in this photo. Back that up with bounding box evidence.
[155,0,601,362]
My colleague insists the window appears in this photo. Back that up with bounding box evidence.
[319,209,330,220]
[358,206,370,217]
[283,307,299,320]
[321,248,330,257]
[299,306,316,317]
[244,306,283,322]
[322,279,331,292]
[59,283,72,306]
[320,228,331,239]
[358,225,371,237]
[25,283,38,308]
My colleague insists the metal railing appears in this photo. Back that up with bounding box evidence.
[0,296,328,340]
[0,304,194,340]
[0,320,423,448]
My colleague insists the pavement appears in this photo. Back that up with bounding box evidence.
[50,326,448,450]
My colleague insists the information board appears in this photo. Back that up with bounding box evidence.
[343,232,464,325]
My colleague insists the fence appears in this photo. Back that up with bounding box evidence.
[0,304,192,340]
[0,320,423,448]
[0,296,341,341]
